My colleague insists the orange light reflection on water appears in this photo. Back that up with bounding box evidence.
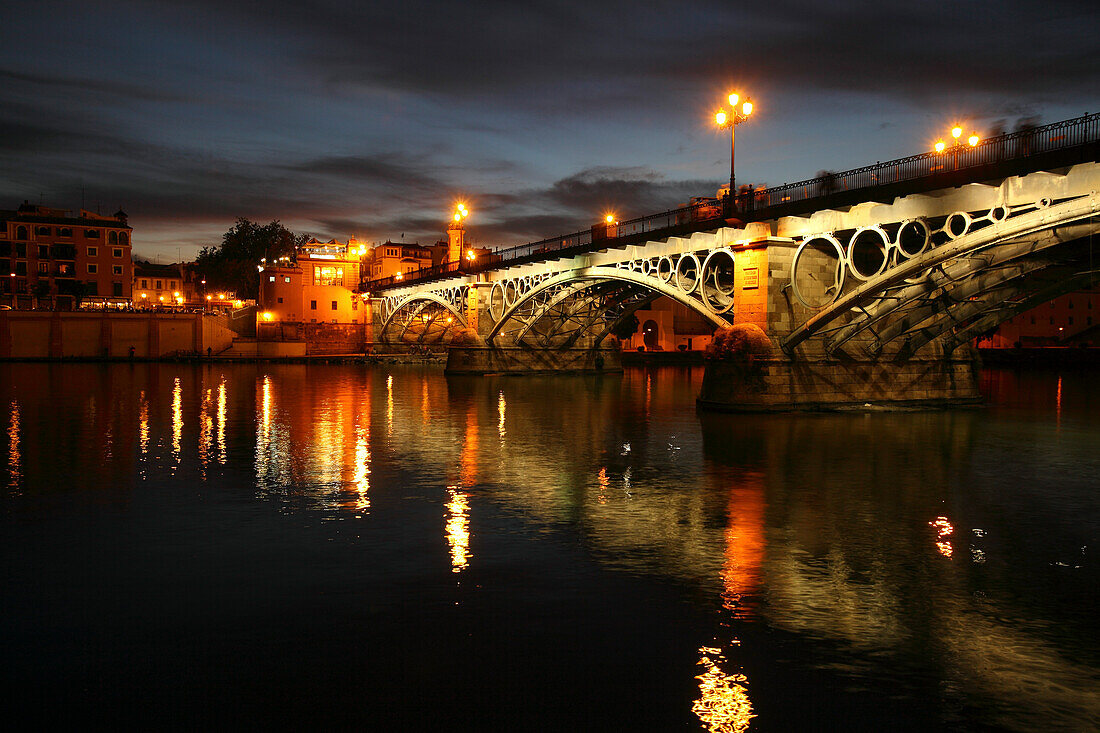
[445,486,470,572]
[7,399,20,491]
[171,377,183,469]
[693,646,754,733]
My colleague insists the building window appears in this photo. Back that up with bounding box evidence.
[310,300,317,310]
[37,262,48,274]
[351,299,357,311]
[15,226,27,240]
[37,226,50,236]
[88,263,98,274]
[119,233,128,245]
[268,276,275,282]
[108,231,118,245]
[313,265,344,286]
[113,248,122,258]
[277,297,283,303]
[140,279,148,288]
[85,229,99,238]
[113,283,123,296]
[15,261,26,276]
[112,265,123,275]
[38,245,49,258]
[59,228,71,238]
[155,280,162,289]
[87,246,98,257]
[284,277,291,283]
[331,300,337,310]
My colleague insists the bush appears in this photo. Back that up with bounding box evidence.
[705,323,773,363]
[450,327,482,346]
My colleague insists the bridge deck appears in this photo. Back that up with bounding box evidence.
[363,112,1100,293]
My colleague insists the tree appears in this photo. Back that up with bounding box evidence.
[195,219,309,297]
[611,313,640,341]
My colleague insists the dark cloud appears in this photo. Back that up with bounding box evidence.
[0,0,1097,259]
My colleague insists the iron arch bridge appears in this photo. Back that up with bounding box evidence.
[375,162,1100,356]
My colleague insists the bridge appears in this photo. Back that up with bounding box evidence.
[363,113,1100,409]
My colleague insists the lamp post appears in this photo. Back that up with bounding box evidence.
[934,125,980,170]
[715,92,754,212]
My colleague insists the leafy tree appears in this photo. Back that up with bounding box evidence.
[195,219,308,297]
[611,313,640,341]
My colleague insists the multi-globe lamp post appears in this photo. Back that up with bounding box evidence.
[934,125,980,169]
[715,92,754,212]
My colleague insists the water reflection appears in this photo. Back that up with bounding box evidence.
[693,646,753,733]
[171,377,183,470]
[7,399,19,491]
[1,363,1095,731]
[445,486,471,572]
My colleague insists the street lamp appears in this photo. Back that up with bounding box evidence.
[715,92,754,210]
[934,124,981,169]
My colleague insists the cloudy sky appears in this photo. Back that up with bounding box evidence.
[1,0,1097,260]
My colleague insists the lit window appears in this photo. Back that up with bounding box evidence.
[269,276,275,282]
[37,262,48,274]
[284,277,291,283]
[313,265,344,286]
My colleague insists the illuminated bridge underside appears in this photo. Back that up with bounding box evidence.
[486,267,731,347]
[784,192,1100,358]
[378,289,467,344]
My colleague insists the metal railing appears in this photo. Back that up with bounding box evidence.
[363,112,1100,292]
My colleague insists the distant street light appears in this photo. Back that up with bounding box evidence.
[715,92,754,211]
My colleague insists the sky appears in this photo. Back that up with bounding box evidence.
[1,0,1098,261]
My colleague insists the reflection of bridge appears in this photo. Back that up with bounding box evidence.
[366,114,1100,408]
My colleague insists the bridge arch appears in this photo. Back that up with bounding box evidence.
[485,265,732,347]
[378,291,468,344]
[783,192,1100,357]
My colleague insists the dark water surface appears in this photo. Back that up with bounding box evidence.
[2,363,1097,731]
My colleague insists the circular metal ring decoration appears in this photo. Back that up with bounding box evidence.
[488,282,507,320]
[846,226,891,281]
[699,248,737,314]
[503,279,519,307]
[791,234,846,309]
[989,205,1010,223]
[656,257,674,283]
[1038,197,1052,208]
[895,218,931,260]
[944,211,972,240]
[675,253,702,294]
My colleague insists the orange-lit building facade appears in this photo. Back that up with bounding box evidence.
[364,241,433,280]
[132,262,205,309]
[0,202,133,308]
[976,287,1098,348]
[258,238,367,325]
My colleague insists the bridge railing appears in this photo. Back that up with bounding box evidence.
[363,112,1100,293]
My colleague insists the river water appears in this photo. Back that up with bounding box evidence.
[1,363,1097,731]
